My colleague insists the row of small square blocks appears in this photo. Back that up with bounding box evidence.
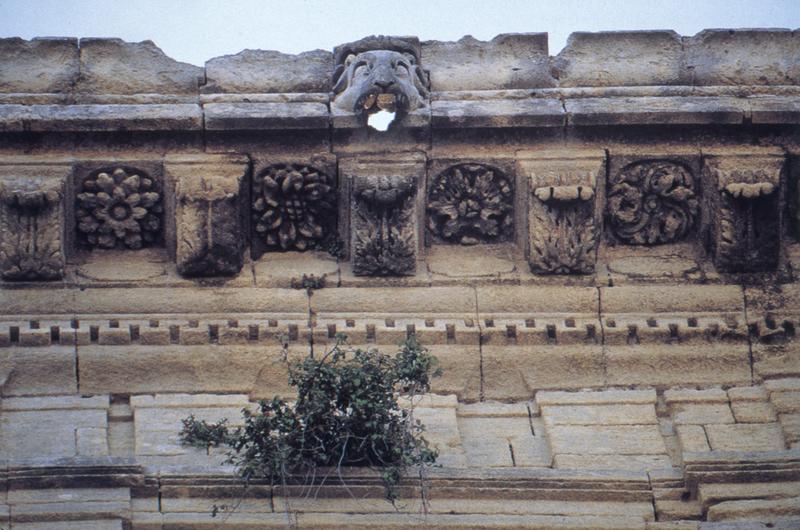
[0,314,771,347]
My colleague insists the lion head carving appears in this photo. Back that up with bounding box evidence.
[332,36,430,122]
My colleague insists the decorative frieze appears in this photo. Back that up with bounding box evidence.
[702,149,785,272]
[75,167,163,250]
[0,168,67,280]
[168,155,248,277]
[341,155,424,276]
[606,160,699,245]
[427,163,514,245]
[251,162,336,252]
[521,151,604,274]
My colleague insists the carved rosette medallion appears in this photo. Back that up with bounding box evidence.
[351,174,417,276]
[0,175,66,280]
[427,164,513,245]
[252,164,336,251]
[76,168,162,249]
[607,161,699,245]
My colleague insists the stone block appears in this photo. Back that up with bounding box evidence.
[0,409,106,459]
[167,155,248,277]
[705,423,786,452]
[749,95,800,124]
[771,391,800,414]
[409,406,466,468]
[728,386,769,402]
[76,427,109,456]
[670,404,735,425]
[536,389,657,406]
[546,425,668,455]
[606,345,750,388]
[731,402,777,423]
[553,454,673,471]
[458,415,550,468]
[686,29,800,86]
[675,425,711,453]
[431,98,564,128]
[10,520,124,530]
[601,285,745,314]
[477,285,598,317]
[541,404,658,426]
[0,37,79,94]
[22,103,203,131]
[203,49,332,93]
[78,38,202,95]
[698,481,800,508]
[707,497,800,522]
[553,31,686,87]
[482,345,604,400]
[0,346,76,396]
[422,33,554,91]
[779,413,800,443]
[2,395,109,411]
[203,101,329,130]
[312,286,476,318]
[78,344,308,396]
[565,96,746,126]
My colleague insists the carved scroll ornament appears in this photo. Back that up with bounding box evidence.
[607,161,698,245]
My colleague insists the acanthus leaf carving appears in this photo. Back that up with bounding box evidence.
[427,163,513,245]
[351,174,417,276]
[0,175,65,280]
[523,154,602,275]
[76,167,163,250]
[704,153,784,272]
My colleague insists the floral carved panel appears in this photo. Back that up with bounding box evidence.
[606,160,699,245]
[427,163,513,245]
[252,163,336,252]
[76,167,163,250]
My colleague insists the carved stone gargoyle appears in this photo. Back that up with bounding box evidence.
[332,36,430,124]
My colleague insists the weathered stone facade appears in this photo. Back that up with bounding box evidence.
[0,29,799,529]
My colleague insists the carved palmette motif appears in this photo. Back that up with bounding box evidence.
[0,176,65,280]
[607,161,698,245]
[76,167,162,249]
[252,164,336,251]
[427,163,513,245]
[351,175,417,276]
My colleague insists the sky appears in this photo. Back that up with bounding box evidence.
[0,0,798,66]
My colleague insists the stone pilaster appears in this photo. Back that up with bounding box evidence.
[520,150,604,274]
[166,155,248,277]
[702,148,786,272]
[340,154,425,276]
[0,166,68,281]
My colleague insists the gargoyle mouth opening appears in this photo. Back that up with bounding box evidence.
[356,90,408,131]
